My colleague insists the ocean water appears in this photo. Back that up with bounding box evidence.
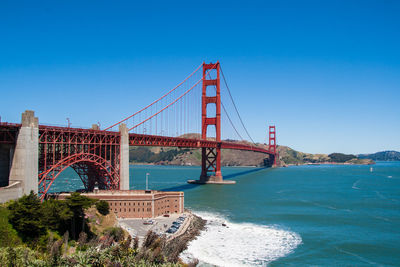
[52,161,400,266]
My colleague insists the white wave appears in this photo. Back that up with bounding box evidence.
[352,179,361,190]
[375,191,387,200]
[335,247,381,266]
[180,211,302,267]
[300,199,351,212]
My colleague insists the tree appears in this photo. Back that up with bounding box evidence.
[7,191,46,242]
[65,193,96,239]
[41,199,73,234]
[95,200,110,216]
[0,206,21,247]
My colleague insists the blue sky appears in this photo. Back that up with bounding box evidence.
[1,0,399,154]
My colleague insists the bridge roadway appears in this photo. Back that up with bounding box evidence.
[1,123,273,154]
[0,119,275,202]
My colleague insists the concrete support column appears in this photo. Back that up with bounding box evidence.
[9,110,39,195]
[119,123,129,190]
[152,194,154,218]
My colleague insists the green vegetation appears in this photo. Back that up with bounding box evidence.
[102,226,124,242]
[0,245,187,267]
[42,199,73,235]
[65,192,96,239]
[0,192,199,266]
[328,153,356,163]
[280,147,305,165]
[0,206,21,247]
[130,147,190,163]
[277,146,373,165]
[95,200,110,216]
[5,191,96,249]
[7,192,46,243]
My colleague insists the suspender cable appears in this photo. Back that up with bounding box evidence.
[220,66,256,145]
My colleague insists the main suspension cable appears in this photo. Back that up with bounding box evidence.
[206,72,244,141]
[220,66,256,144]
[104,63,203,131]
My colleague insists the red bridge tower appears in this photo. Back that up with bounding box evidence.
[200,62,225,183]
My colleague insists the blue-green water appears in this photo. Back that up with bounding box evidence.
[52,162,400,266]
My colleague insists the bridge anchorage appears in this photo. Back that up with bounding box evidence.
[0,61,278,202]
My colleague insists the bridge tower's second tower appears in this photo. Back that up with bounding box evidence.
[200,62,223,182]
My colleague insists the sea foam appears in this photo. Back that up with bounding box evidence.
[180,211,302,267]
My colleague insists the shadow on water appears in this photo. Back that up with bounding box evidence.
[162,167,267,191]
[223,167,267,179]
[161,183,201,192]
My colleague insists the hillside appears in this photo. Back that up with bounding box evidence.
[358,151,400,161]
[129,145,271,167]
[129,136,375,166]
[278,146,375,165]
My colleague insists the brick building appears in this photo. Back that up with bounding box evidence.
[58,189,184,218]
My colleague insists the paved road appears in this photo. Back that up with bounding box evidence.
[118,212,190,244]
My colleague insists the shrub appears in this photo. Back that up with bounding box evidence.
[95,200,110,216]
[103,227,124,242]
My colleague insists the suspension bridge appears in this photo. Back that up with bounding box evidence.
[0,62,278,201]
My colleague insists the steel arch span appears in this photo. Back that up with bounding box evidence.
[38,153,119,199]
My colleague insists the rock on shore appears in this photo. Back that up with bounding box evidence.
[163,214,206,263]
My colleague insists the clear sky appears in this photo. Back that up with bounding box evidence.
[1,0,399,154]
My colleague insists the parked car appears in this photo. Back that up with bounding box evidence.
[166,227,177,234]
[143,219,154,225]
[172,221,181,226]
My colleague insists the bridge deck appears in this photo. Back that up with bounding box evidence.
[0,123,273,155]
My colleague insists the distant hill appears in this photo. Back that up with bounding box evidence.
[129,140,271,167]
[277,146,374,165]
[129,135,375,166]
[358,151,400,161]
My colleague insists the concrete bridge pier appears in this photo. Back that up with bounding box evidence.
[6,110,39,198]
[119,123,129,190]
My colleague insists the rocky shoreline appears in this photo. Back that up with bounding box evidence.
[164,213,206,263]
[282,159,375,167]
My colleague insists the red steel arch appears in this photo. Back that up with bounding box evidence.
[38,152,119,199]
[38,126,121,199]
